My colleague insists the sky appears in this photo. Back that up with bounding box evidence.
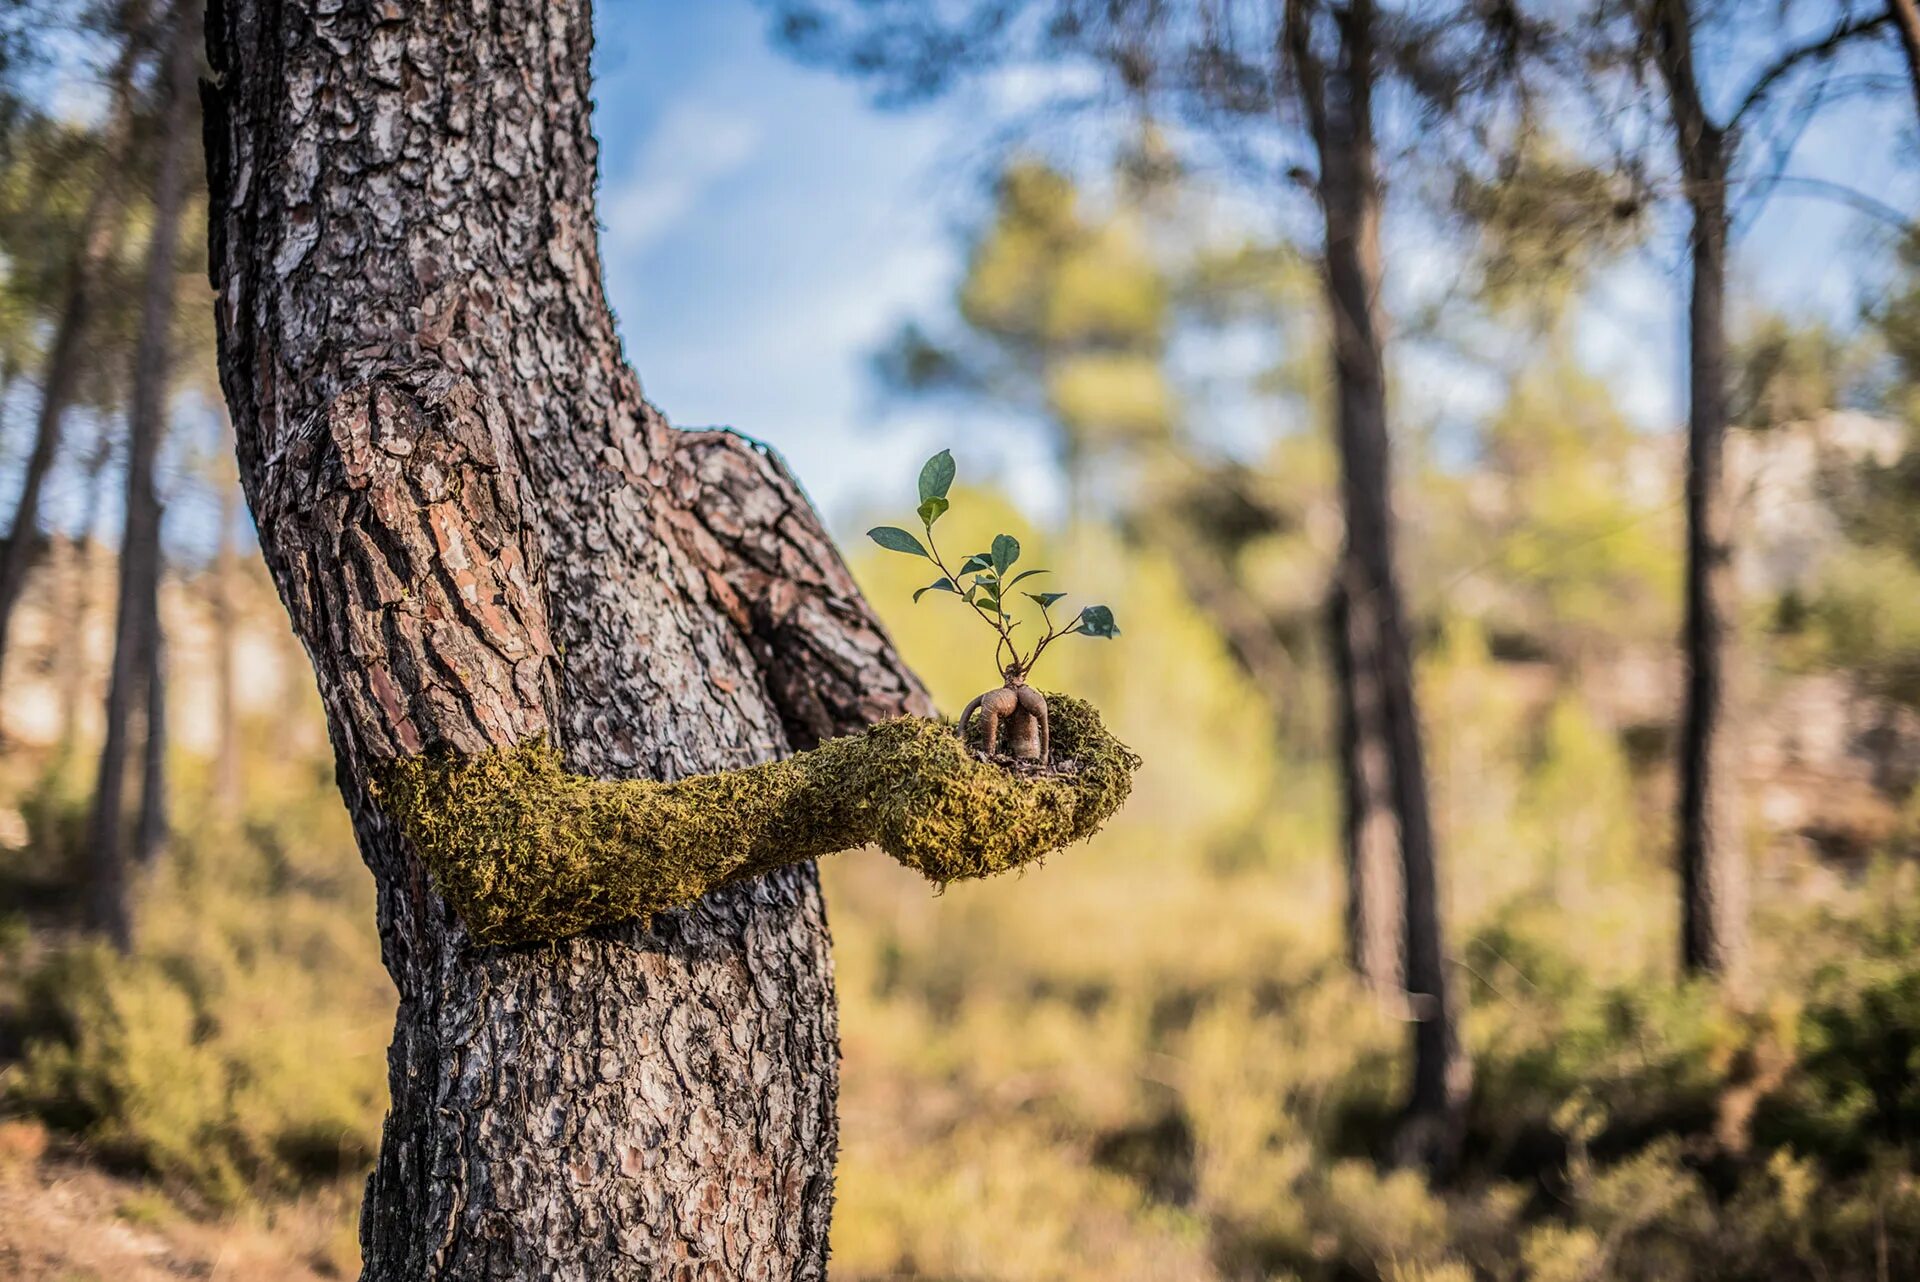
[589,0,1918,532]
[592,2,996,526]
[12,1,1917,555]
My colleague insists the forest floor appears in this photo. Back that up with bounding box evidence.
[0,1123,347,1281]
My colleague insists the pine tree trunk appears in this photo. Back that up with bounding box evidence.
[203,3,928,1276]
[1649,0,1749,983]
[135,616,169,864]
[86,0,195,946]
[0,7,144,684]
[1328,564,1404,991]
[1289,0,1468,1167]
[211,453,241,817]
[1676,147,1748,980]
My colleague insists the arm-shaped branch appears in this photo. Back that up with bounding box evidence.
[376,694,1138,947]
[669,427,934,748]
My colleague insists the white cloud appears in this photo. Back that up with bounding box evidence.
[603,104,763,255]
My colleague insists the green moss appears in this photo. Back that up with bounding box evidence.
[374,693,1139,947]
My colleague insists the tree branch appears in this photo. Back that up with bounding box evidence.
[1731,10,1893,126]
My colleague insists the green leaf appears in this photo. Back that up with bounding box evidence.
[918,449,956,503]
[1025,591,1068,608]
[1006,568,1048,588]
[991,533,1020,577]
[913,577,957,603]
[917,496,949,528]
[1074,605,1120,638]
[867,526,929,558]
[958,552,993,575]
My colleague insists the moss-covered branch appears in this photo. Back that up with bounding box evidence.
[374,693,1138,947]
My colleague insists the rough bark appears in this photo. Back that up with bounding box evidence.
[1649,0,1749,982]
[0,10,145,685]
[202,2,927,1277]
[1287,0,1469,1167]
[85,0,196,945]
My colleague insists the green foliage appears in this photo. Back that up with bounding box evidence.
[1774,543,1920,706]
[1452,140,1645,322]
[1732,315,1867,430]
[869,450,1119,680]
[1873,229,1920,403]
[376,695,1138,947]
[3,734,388,1211]
[1430,353,1679,662]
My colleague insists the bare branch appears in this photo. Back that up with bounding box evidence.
[1730,10,1893,127]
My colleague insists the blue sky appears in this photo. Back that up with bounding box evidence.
[590,1,1918,531]
[16,1,1917,557]
[593,2,994,525]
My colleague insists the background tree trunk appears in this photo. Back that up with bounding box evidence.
[1288,0,1469,1166]
[85,0,195,946]
[1329,567,1405,992]
[1675,153,1748,979]
[0,10,144,685]
[1650,0,1750,982]
[210,433,241,818]
[203,2,928,1277]
[1890,0,1920,121]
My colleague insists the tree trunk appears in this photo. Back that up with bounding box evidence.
[211,448,241,817]
[203,3,928,1277]
[1676,146,1748,980]
[1650,0,1749,982]
[1289,0,1469,1168]
[135,616,169,864]
[54,427,116,752]
[1890,0,1920,122]
[1329,563,1405,993]
[85,0,195,946]
[0,8,144,685]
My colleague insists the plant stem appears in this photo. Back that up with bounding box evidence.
[924,528,1018,671]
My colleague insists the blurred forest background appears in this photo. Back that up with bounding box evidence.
[4,0,1920,1278]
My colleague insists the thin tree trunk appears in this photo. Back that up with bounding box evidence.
[0,8,145,684]
[1288,0,1469,1169]
[211,452,241,817]
[84,0,194,947]
[1650,0,1749,982]
[135,615,168,863]
[54,425,116,752]
[1890,0,1920,121]
[203,3,928,1276]
[1329,564,1405,992]
[1676,154,1747,979]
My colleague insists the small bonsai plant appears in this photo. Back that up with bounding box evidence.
[868,449,1120,768]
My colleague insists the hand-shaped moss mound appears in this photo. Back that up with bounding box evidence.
[375,693,1139,947]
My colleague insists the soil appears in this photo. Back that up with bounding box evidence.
[0,1125,350,1281]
